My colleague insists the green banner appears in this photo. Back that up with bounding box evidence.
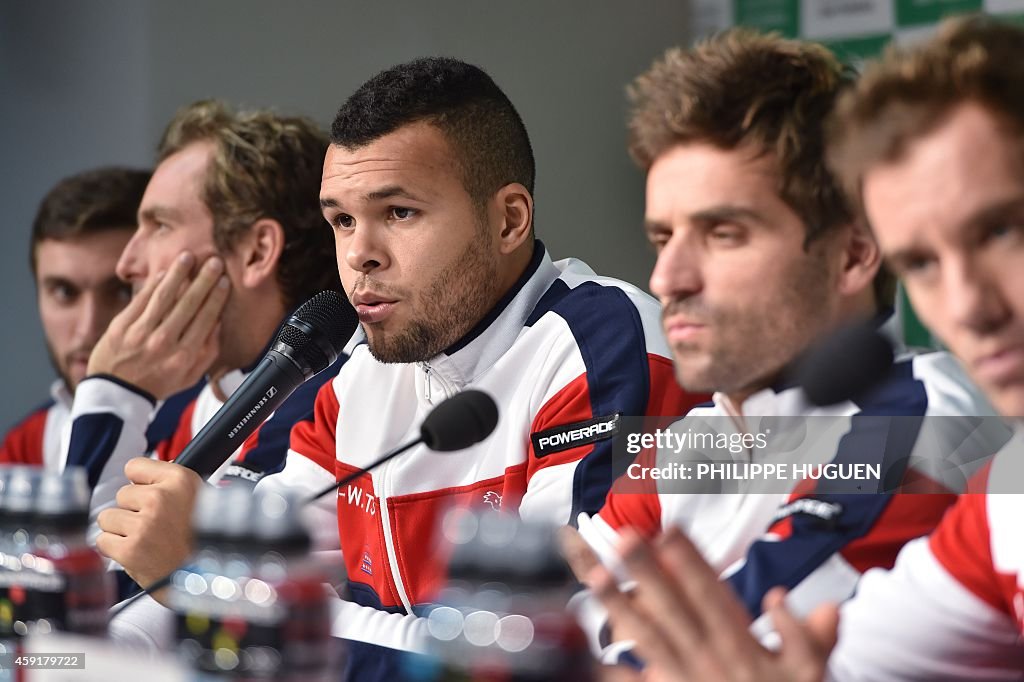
[899,287,935,348]
[734,0,800,35]
[895,0,983,27]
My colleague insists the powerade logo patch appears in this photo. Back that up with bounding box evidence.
[531,414,621,457]
[223,464,264,484]
[771,498,844,525]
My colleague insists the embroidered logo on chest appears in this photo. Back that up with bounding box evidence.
[340,484,377,516]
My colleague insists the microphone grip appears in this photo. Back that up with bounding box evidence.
[175,351,305,479]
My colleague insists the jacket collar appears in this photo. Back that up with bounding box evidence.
[417,240,558,397]
[50,379,73,409]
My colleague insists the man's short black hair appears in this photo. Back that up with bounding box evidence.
[330,57,535,206]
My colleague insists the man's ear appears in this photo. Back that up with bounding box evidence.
[837,220,882,297]
[493,183,533,255]
[236,218,285,290]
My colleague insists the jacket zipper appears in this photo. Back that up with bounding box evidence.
[376,455,414,614]
[377,361,453,614]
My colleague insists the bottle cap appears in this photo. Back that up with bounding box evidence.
[35,468,91,527]
[252,491,311,553]
[3,466,40,518]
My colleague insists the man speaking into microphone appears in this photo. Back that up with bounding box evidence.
[100,58,706,679]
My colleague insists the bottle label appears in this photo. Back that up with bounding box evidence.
[173,576,331,677]
[0,548,110,637]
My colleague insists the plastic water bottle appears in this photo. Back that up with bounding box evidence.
[0,466,39,682]
[26,468,113,636]
[423,508,594,681]
[0,467,39,641]
[170,486,332,680]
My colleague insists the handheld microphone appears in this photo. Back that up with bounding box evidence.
[306,389,499,503]
[792,320,895,406]
[174,291,359,479]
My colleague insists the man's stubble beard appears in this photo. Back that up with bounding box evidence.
[669,250,835,396]
[367,226,502,364]
[45,342,78,395]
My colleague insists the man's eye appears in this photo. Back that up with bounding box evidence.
[50,284,77,304]
[647,236,668,253]
[333,214,355,229]
[389,207,417,221]
[901,256,936,276]
[709,225,743,243]
[985,223,1022,244]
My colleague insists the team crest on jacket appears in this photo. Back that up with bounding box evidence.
[360,549,373,576]
[483,491,502,511]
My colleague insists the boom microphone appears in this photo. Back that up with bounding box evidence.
[307,389,499,503]
[174,291,359,479]
[421,388,500,451]
[793,320,895,406]
[110,389,500,617]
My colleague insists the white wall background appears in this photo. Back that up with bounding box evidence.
[0,0,692,432]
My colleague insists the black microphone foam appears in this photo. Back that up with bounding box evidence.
[795,321,895,407]
[421,390,499,451]
[175,290,358,479]
[274,291,360,378]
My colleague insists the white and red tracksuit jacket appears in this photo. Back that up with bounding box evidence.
[258,243,705,681]
[575,349,1011,666]
[829,436,1024,681]
[0,379,198,473]
[1,380,73,469]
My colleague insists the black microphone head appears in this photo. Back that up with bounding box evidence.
[421,390,499,452]
[275,290,359,376]
[795,321,895,406]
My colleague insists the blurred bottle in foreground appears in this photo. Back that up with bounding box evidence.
[0,465,113,681]
[420,508,593,682]
[169,486,333,681]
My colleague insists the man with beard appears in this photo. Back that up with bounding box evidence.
[0,167,199,469]
[579,16,1024,681]
[561,29,1004,671]
[101,58,704,680]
